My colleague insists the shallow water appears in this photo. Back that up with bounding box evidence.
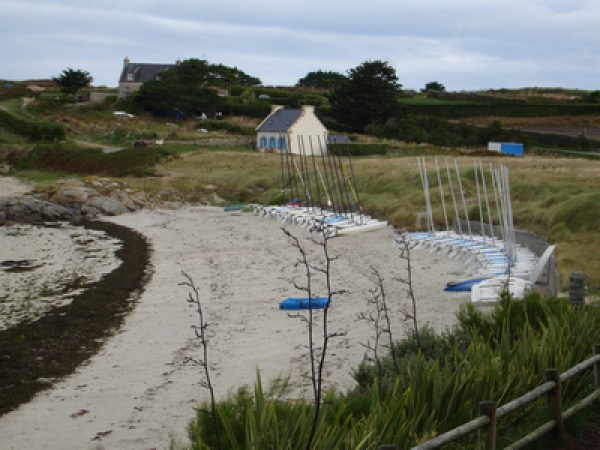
[0,222,122,330]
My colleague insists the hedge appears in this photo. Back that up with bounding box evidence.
[0,110,66,141]
[329,143,388,156]
[16,144,170,177]
[367,115,599,150]
[399,103,600,118]
[196,120,254,135]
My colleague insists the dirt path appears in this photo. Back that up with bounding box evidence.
[74,139,124,154]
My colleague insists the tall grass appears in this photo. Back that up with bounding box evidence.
[183,295,600,449]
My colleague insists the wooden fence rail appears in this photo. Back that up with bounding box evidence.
[410,345,600,450]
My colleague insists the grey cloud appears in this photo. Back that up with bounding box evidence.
[0,0,598,89]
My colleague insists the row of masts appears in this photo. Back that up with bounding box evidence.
[417,157,517,263]
[276,134,364,223]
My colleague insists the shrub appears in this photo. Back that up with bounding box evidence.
[0,110,66,141]
[16,144,169,177]
[196,120,253,135]
[229,85,246,96]
[329,143,388,156]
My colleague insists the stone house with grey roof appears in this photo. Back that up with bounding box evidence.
[255,105,328,155]
[118,57,174,98]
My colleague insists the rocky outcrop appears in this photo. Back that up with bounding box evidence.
[0,196,82,225]
[1,177,153,225]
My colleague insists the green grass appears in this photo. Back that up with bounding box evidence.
[12,168,78,184]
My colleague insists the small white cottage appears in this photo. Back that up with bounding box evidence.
[255,105,328,155]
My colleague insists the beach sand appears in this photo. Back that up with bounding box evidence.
[0,176,32,197]
[0,206,469,449]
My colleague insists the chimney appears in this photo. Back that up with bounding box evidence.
[301,104,315,115]
[123,56,130,67]
[271,104,284,113]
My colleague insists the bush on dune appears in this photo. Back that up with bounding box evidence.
[16,144,170,177]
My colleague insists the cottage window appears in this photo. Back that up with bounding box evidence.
[127,73,134,82]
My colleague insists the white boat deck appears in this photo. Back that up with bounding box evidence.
[405,231,540,303]
[251,204,387,237]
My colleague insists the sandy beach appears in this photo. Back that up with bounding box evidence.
[0,177,32,197]
[0,205,469,450]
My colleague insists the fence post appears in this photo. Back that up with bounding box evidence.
[479,401,497,450]
[545,369,565,438]
[594,345,600,388]
[568,272,585,309]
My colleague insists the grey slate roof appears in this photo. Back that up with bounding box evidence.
[257,108,302,132]
[119,63,174,83]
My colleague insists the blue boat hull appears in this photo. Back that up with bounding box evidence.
[445,277,491,292]
[279,297,329,310]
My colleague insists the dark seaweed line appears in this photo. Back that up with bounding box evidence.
[0,220,152,415]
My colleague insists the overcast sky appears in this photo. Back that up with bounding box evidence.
[1,0,599,90]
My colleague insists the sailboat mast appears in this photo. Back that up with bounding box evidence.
[445,158,462,236]
[308,136,324,214]
[435,158,450,233]
[454,160,471,237]
[474,160,485,240]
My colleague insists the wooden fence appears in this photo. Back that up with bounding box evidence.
[409,345,600,450]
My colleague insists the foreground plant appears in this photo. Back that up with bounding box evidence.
[180,271,222,450]
[282,226,345,450]
[358,266,400,402]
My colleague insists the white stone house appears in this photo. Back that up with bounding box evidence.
[255,105,328,155]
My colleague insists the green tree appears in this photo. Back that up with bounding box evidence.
[208,63,261,87]
[136,59,218,116]
[52,68,93,95]
[134,58,261,116]
[587,90,600,103]
[423,81,445,92]
[329,60,401,131]
[296,70,347,89]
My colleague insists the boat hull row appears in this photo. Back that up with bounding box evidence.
[404,231,538,303]
[251,204,388,237]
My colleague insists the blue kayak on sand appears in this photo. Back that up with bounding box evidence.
[279,297,329,310]
[445,277,492,292]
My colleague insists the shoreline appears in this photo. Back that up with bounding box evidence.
[0,220,152,415]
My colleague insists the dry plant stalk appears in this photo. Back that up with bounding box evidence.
[282,225,345,450]
[180,271,222,450]
[358,265,400,399]
[396,232,422,350]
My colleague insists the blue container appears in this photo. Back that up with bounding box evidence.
[500,142,524,156]
[279,297,329,310]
